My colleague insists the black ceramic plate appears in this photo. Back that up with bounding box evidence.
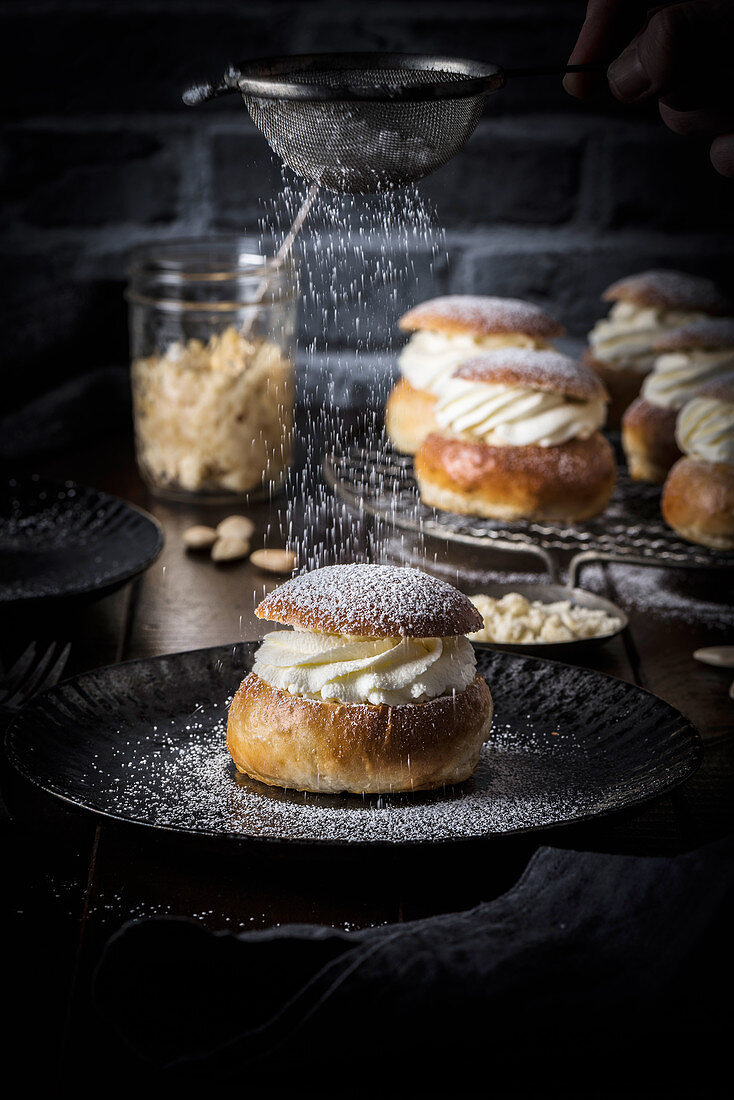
[0,476,163,611]
[5,643,702,846]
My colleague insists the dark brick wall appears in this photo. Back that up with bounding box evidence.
[2,0,733,409]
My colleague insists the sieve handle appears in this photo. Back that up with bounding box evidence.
[182,70,242,106]
[502,63,602,80]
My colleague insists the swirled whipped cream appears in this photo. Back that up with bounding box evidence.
[676,396,734,464]
[434,378,606,447]
[252,628,476,706]
[641,350,734,410]
[589,301,705,371]
[399,330,541,395]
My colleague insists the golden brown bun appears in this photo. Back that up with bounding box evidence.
[415,431,616,522]
[454,348,608,403]
[399,296,564,339]
[227,671,493,794]
[622,397,681,483]
[384,378,438,454]
[653,318,734,352]
[662,457,734,550]
[256,563,483,638]
[583,348,645,428]
[603,270,730,314]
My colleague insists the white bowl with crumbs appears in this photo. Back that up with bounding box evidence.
[461,581,628,654]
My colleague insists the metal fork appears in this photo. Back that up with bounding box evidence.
[0,640,71,714]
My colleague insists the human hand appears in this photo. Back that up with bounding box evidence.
[565,1,734,178]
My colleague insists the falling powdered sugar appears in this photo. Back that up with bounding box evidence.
[94,716,601,844]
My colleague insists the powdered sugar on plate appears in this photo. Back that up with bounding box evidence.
[7,644,700,846]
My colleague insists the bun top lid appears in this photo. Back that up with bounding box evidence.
[256,564,483,638]
[653,318,734,352]
[602,270,730,314]
[399,295,564,339]
[452,347,608,403]
[693,374,734,405]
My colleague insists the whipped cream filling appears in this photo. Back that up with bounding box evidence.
[676,396,734,464]
[589,300,706,371]
[399,329,541,396]
[434,378,606,447]
[642,349,734,409]
[252,628,476,706]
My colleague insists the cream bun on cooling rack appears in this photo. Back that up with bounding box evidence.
[385,295,564,454]
[413,347,615,523]
[622,318,734,483]
[661,375,734,551]
[584,270,730,429]
[227,564,492,794]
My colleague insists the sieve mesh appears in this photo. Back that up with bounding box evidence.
[244,88,485,192]
[185,53,595,193]
[269,66,468,87]
[228,55,503,193]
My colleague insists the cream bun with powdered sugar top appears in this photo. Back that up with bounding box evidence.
[661,376,734,550]
[413,348,615,523]
[385,295,564,455]
[227,564,493,794]
[622,318,734,483]
[584,270,730,428]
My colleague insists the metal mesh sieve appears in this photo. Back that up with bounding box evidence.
[185,53,507,193]
[184,53,598,192]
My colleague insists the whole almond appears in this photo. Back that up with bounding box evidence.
[183,525,218,550]
[211,536,251,562]
[216,515,255,541]
[250,548,297,574]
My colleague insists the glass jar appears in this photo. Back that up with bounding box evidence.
[126,239,297,501]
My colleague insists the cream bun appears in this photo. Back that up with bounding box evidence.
[413,348,615,522]
[661,376,734,550]
[385,295,564,454]
[227,564,492,794]
[622,318,734,482]
[585,270,730,428]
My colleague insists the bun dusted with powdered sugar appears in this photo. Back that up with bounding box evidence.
[661,376,734,550]
[385,295,563,454]
[585,270,730,428]
[227,565,493,794]
[451,348,607,403]
[622,318,734,483]
[255,562,483,637]
[602,271,730,314]
[652,318,734,352]
[398,296,565,339]
[414,349,615,522]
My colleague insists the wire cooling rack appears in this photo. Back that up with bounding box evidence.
[323,445,734,585]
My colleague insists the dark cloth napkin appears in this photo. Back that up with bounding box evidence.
[94,836,734,1085]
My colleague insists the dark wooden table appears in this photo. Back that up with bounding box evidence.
[3,413,734,1079]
